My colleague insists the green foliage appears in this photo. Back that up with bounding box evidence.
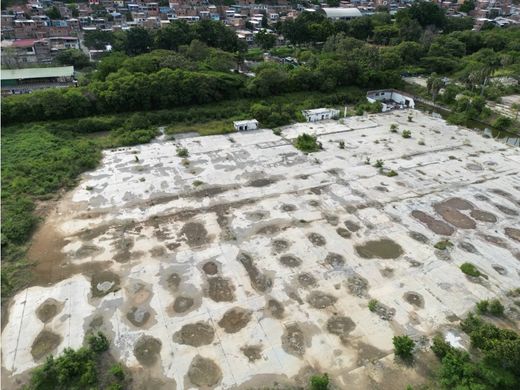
[390,124,398,132]
[255,30,277,50]
[339,140,345,149]
[87,332,109,353]
[294,133,320,153]
[431,335,453,359]
[176,147,189,157]
[393,335,415,359]
[309,373,329,390]
[402,130,412,138]
[54,49,91,69]
[110,363,125,381]
[493,116,513,131]
[476,300,490,314]
[374,159,384,168]
[368,299,379,312]
[434,239,453,250]
[488,300,505,316]
[460,262,484,278]
[385,169,398,177]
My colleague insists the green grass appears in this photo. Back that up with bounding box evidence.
[368,299,379,312]
[460,262,486,278]
[166,119,236,136]
[434,239,453,250]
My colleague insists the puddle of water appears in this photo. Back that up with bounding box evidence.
[355,239,403,259]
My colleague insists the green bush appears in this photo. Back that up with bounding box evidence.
[460,262,483,278]
[393,335,415,359]
[87,332,109,353]
[402,130,412,138]
[374,159,384,168]
[488,299,505,316]
[176,147,189,157]
[294,133,320,152]
[493,116,512,131]
[390,124,398,133]
[310,373,329,390]
[368,299,379,312]
[110,363,125,380]
[431,335,453,359]
[476,300,490,314]
[385,169,398,177]
[434,239,453,250]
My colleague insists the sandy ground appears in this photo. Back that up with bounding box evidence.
[2,110,520,389]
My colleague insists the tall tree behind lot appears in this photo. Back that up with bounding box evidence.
[396,1,447,29]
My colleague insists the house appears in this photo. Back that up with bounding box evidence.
[322,7,362,20]
[302,108,340,122]
[366,89,415,112]
[233,119,259,131]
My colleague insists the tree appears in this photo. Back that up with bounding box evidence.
[124,27,152,56]
[427,73,443,103]
[84,30,115,50]
[255,30,276,50]
[154,21,193,51]
[45,6,62,20]
[459,0,476,13]
[261,14,268,28]
[54,49,90,69]
[393,335,415,359]
[398,17,423,42]
[397,1,446,29]
[372,25,399,45]
[493,116,512,131]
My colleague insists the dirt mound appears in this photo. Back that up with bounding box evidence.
[279,254,302,268]
[326,316,356,343]
[403,291,424,308]
[90,271,120,298]
[174,322,214,347]
[202,261,218,275]
[266,299,284,319]
[179,222,208,247]
[470,209,497,222]
[207,276,235,302]
[325,252,345,268]
[241,345,263,362]
[307,233,326,247]
[134,336,162,366]
[307,291,337,309]
[434,203,476,229]
[31,330,62,360]
[187,356,222,387]
[218,307,252,333]
[281,324,305,357]
[173,296,194,313]
[411,210,455,236]
[297,273,317,288]
[237,252,272,293]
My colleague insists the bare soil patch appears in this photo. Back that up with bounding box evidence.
[297,273,317,288]
[434,204,476,229]
[173,296,194,313]
[344,220,361,232]
[336,227,351,238]
[134,336,162,366]
[408,231,429,243]
[126,306,151,327]
[346,274,369,297]
[494,204,518,216]
[237,252,272,293]
[307,291,337,309]
[355,239,403,259]
[272,239,290,253]
[279,254,302,268]
[241,345,263,362]
[36,298,63,323]
[505,227,520,242]
[326,316,356,344]
[31,330,62,360]
[470,209,497,222]
[307,232,326,247]
[265,298,284,319]
[325,252,345,268]
[90,271,120,298]
[202,261,218,275]
[179,222,208,247]
[187,355,222,388]
[207,276,235,302]
[403,292,425,308]
[281,324,305,357]
[249,178,277,187]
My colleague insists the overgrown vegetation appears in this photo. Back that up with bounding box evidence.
[393,335,415,360]
[24,332,126,390]
[432,313,519,389]
[309,373,329,390]
[476,299,505,316]
[434,239,453,250]
[368,299,379,312]
[460,262,486,278]
[294,133,321,153]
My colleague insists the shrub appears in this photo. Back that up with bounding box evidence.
[374,159,384,168]
[368,299,379,312]
[385,169,398,177]
[488,299,505,316]
[294,133,320,152]
[364,157,371,165]
[273,128,281,136]
[493,116,512,131]
[431,335,453,359]
[460,262,482,278]
[193,180,204,187]
[176,147,189,157]
[310,373,329,390]
[110,363,125,380]
[339,140,345,149]
[476,300,490,314]
[402,130,412,138]
[87,331,109,353]
[390,124,398,133]
[393,335,415,359]
[408,115,413,122]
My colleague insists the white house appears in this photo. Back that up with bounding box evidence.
[233,119,259,131]
[302,108,340,122]
[322,8,362,20]
[366,89,415,112]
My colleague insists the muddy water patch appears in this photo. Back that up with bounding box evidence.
[134,336,162,366]
[325,252,345,268]
[297,273,317,288]
[187,356,222,388]
[241,345,263,362]
[207,276,235,302]
[403,292,424,308]
[307,232,326,247]
[90,271,120,298]
[307,291,337,309]
[505,227,520,242]
[218,307,252,333]
[411,210,455,236]
[279,254,302,268]
[237,252,272,293]
[31,330,62,360]
[470,209,497,222]
[281,324,306,357]
[179,222,208,247]
[355,239,403,259]
[174,322,214,347]
[326,316,355,344]
[36,298,64,323]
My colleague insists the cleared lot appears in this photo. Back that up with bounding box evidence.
[2,110,520,389]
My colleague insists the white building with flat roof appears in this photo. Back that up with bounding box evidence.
[302,108,340,122]
[366,89,415,112]
[233,119,259,131]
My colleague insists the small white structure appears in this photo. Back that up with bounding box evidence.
[302,108,340,122]
[322,8,362,20]
[233,119,259,131]
[366,89,415,112]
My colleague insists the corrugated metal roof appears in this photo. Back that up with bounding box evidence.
[322,7,362,18]
[1,66,74,80]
